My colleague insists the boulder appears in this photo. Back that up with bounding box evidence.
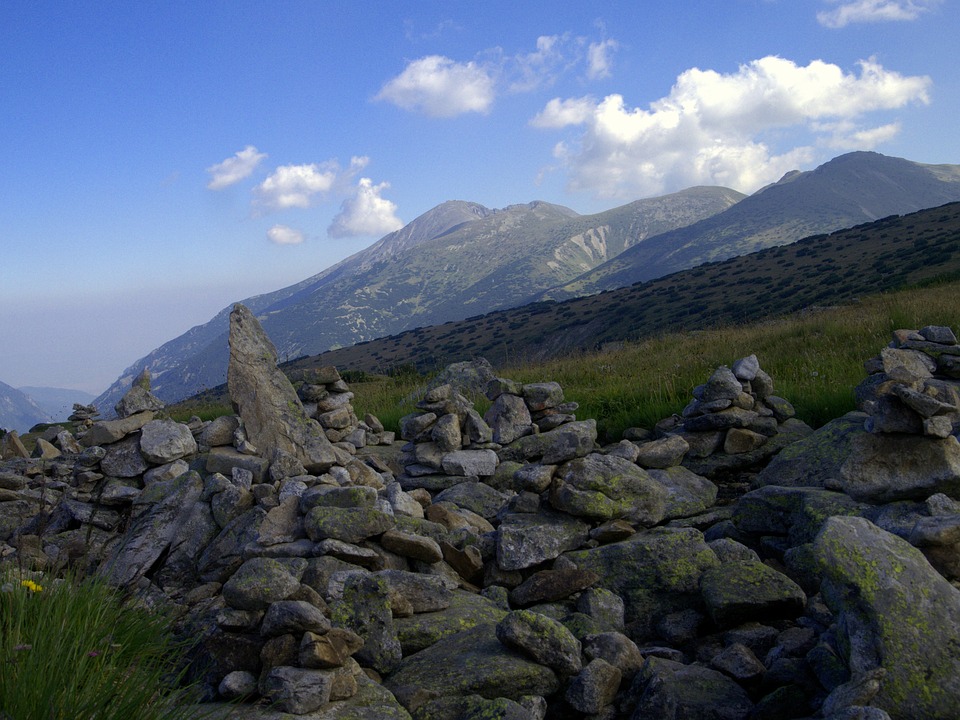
[839,432,960,502]
[815,516,960,720]
[628,656,753,720]
[496,610,582,676]
[700,560,807,628]
[496,510,590,571]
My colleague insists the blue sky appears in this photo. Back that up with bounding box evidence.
[1,0,956,395]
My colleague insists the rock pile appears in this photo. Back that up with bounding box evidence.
[654,355,814,478]
[2,316,960,719]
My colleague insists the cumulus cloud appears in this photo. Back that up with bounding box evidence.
[206,145,267,189]
[375,55,496,117]
[586,39,619,80]
[267,225,305,245]
[328,178,404,238]
[255,163,338,209]
[818,0,939,28]
[533,56,931,198]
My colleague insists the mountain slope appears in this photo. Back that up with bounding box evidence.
[267,200,960,379]
[545,152,960,299]
[94,188,740,411]
[0,381,51,434]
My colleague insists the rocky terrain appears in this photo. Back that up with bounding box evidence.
[3,304,960,719]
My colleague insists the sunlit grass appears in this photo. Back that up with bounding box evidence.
[352,281,960,441]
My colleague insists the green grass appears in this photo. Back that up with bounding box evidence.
[0,570,212,720]
[348,281,960,442]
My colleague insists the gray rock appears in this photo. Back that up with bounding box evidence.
[223,557,303,611]
[648,466,717,520]
[839,432,960,502]
[304,506,395,544]
[508,567,600,608]
[496,609,582,676]
[499,420,597,464]
[102,471,203,586]
[484,393,533,445]
[441,449,498,477]
[496,510,590,571]
[431,413,462,453]
[385,622,558,703]
[114,385,164,419]
[259,665,333,714]
[565,658,621,714]
[330,573,401,675]
[199,415,240,448]
[630,656,753,720]
[100,434,149,478]
[566,527,720,640]
[551,453,668,526]
[218,670,258,700]
[261,600,331,637]
[138,419,197,464]
[582,632,644,677]
[205,446,270,484]
[634,434,689,469]
[228,304,338,473]
[815,516,960,720]
[375,569,453,613]
[434,481,509,520]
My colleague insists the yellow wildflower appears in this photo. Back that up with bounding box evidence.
[20,579,43,593]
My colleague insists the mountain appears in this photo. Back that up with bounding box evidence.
[250,200,960,382]
[0,381,51,434]
[93,187,741,411]
[18,386,97,421]
[544,152,960,298]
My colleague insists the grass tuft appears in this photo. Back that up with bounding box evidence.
[0,569,209,720]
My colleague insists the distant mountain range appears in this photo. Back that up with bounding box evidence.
[19,386,96,421]
[0,381,51,434]
[95,151,960,412]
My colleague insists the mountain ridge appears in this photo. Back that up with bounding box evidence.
[93,186,741,411]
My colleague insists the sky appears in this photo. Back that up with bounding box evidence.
[1,0,957,396]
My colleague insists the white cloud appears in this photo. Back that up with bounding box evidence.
[509,34,569,93]
[375,55,496,117]
[586,39,619,80]
[328,178,404,238]
[534,56,931,198]
[818,0,939,27]
[206,145,267,190]
[267,225,305,245]
[255,163,338,209]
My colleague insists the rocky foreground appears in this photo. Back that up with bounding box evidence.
[3,305,960,720]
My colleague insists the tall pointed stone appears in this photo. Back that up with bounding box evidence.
[227,303,337,473]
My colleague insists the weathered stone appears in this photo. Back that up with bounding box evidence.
[565,658,621,714]
[138,419,197,464]
[115,385,164,419]
[400,412,437,442]
[218,670,257,701]
[630,657,753,720]
[724,427,768,454]
[508,567,600,608]
[496,510,590,571]
[815,516,960,720]
[228,304,338,473]
[299,628,365,670]
[223,557,303,611]
[304,506,395,544]
[330,573,402,675]
[434,481,509,520]
[551,453,667,526]
[504,419,597,464]
[840,432,960,502]
[441,449,498,477]
[566,527,720,640]
[648,466,718,520]
[582,631,643,677]
[260,600,330,637]
[378,528,442,563]
[393,590,507,656]
[756,413,867,489]
[523,382,564,411]
[375,569,453,613]
[205,446,270,484]
[431,413,461,453]
[259,665,333,714]
[496,609,582,676]
[386,622,558,703]
[634,434,689,469]
[102,471,203,586]
[484,393,532,445]
[100,434,149,478]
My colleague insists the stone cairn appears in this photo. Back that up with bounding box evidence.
[2,314,960,719]
[651,354,813,478]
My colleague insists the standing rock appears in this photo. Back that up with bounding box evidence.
[227,304,338,473]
